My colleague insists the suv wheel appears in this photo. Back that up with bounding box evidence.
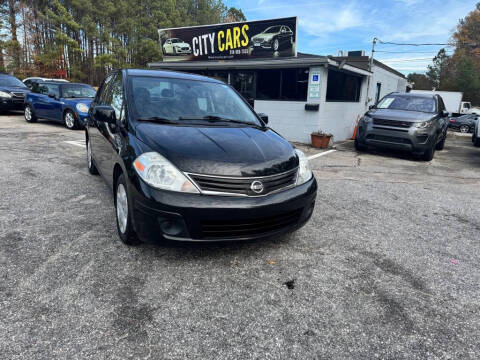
[354,138,367,151]
[422,144,436,161]
[474,132,480,147]
[436,131,446,150]
[459,125,470,133]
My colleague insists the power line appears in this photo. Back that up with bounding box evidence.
[377,40,453,46]
[374,50,453,54]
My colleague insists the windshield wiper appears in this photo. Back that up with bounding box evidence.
[137,116,179,124]
[179,115,260,127]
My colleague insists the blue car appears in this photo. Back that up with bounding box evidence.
[24,81,96,129]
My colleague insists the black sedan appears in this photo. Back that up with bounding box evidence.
[448,114,478,133]
[0,74,30,113]
[86,69,317,244]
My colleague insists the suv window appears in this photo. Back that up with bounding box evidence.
[437,96,446,112]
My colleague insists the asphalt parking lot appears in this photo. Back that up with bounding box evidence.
[1,113,480,359]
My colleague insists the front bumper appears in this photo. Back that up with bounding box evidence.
[174,47,191,54]
[129,176,317,242]
[356,120,436,153]
[0,97,25,111]
[76,112,89,128]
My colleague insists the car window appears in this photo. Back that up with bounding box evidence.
[128,76,261,126]
[45,84,60,98]
[97,74,115,105]
[377,95,436,113]
[101,73,124,123]
[437,97,446,112]
[61,84,96,98]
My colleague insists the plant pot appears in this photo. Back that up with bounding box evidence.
[311,133,332,149]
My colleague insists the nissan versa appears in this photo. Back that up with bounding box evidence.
[355,92,449,161]
[86,69,317,244]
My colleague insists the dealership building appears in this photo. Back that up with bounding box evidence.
[149,19,406,144]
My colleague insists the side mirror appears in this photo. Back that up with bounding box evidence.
[369,105,376,110]
[48,92,57,99]
[257,112,268,124]
[93,105,116,124]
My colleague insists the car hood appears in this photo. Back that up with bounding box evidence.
[0,86,30,94]
[173,42,190,47]
[135,124,298,177]
[252,34,275,41]
[368,109,436,122]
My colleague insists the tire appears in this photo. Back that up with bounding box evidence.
[173,47,177,55]
[436,132,446,150]
[24,104,37,123]
[474,133,480,147]
[115,174,139,246]
[87,138,99,175]
[354,138,367,151]
[459,125,470,133]
[273,39,279,51]
[64,110,77,130]
[422,144,436,161]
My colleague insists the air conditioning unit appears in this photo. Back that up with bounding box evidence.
[347,50,366,57]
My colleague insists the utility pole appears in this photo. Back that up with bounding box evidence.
[365,37,377,110]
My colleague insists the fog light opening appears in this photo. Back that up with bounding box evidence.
[159,219,185,236]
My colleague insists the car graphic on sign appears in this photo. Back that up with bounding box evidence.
[163,38,192,55]
[250,25,294,52]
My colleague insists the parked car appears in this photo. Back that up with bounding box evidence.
[0,74,30,112]
[24,81,96,129]
[162,38,192,55]
[472,118,480,147]
[355,92,449,161]
[86,69,317,244]
[23,77,69,89]
[448,113,478,133]
[251,25,294,52]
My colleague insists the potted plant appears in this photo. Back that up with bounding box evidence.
[311,131,333,149]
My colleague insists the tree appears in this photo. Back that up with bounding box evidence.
[225,7,246,22]
[407,73,433,90]
[426,49,451,89]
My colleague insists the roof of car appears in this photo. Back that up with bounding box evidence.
[35,81,92,86]
[124,69,223,84]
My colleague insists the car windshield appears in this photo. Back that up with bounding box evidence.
[0,76,27,88]
[61,84,96,98]
[129,76,261,126]
[377,95,436,113]
[263,26,281,34]
[171,39,182,43]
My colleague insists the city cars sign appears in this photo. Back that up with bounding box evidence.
[159,17,297,61]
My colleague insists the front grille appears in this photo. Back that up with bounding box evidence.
[367,134,411,144]
[11,92,25,98]
[201,209,303,239]
[373,118,412,128]
[188,168,298,196]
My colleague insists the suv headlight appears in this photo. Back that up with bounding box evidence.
[295,149,313,185]
[414,120,434,129]
[0,91,12,98]
[76,103,89,113]
[133,152,199,193]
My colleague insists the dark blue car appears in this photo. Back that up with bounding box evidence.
[24,81,96,129]
[0,74,30,112]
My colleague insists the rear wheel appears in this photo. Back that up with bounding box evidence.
[24,104,37,123]
[436,131,446,150]
[115,174,139,246]
[459,124,470,133]
[64,110,77,130]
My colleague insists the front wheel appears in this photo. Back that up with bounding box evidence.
[273,39,279,51]
[354,138,367,151]
[24,104,37,123]
[115,174,139,246]
[473,133,480,147]
[436,132,446,150]
[64,110,77,130]
[422,144,436,161]
[87,138,99,175]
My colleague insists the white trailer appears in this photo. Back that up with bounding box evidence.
[410,90,477,114]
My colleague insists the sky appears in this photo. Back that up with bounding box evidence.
[224,0,477,75]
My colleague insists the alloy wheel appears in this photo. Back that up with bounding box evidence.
[65,112,75,129]
[460,125,469,133]
[116,183,128,234]
[25,106,32,121]
[273,39,279,51]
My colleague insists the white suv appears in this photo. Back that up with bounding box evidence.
[162,38,192,55]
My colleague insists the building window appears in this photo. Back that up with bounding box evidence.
[281,68,308,101]
[326,69,362,102]
[230,71,255,105]
[256,69,281,100]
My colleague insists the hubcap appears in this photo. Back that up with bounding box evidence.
[65,113,74,128]
[460,126,469,133]
[25,106,31,121]
[87,140,92,168]
[274,40,279,51]
[116,183,128,234]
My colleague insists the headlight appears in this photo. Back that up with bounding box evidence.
[414,120,434,129]
[133,152,199,193]
[360,115,371,124]
[76,103,89,113]
[295,149,313,185]
[0,91,12,98]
